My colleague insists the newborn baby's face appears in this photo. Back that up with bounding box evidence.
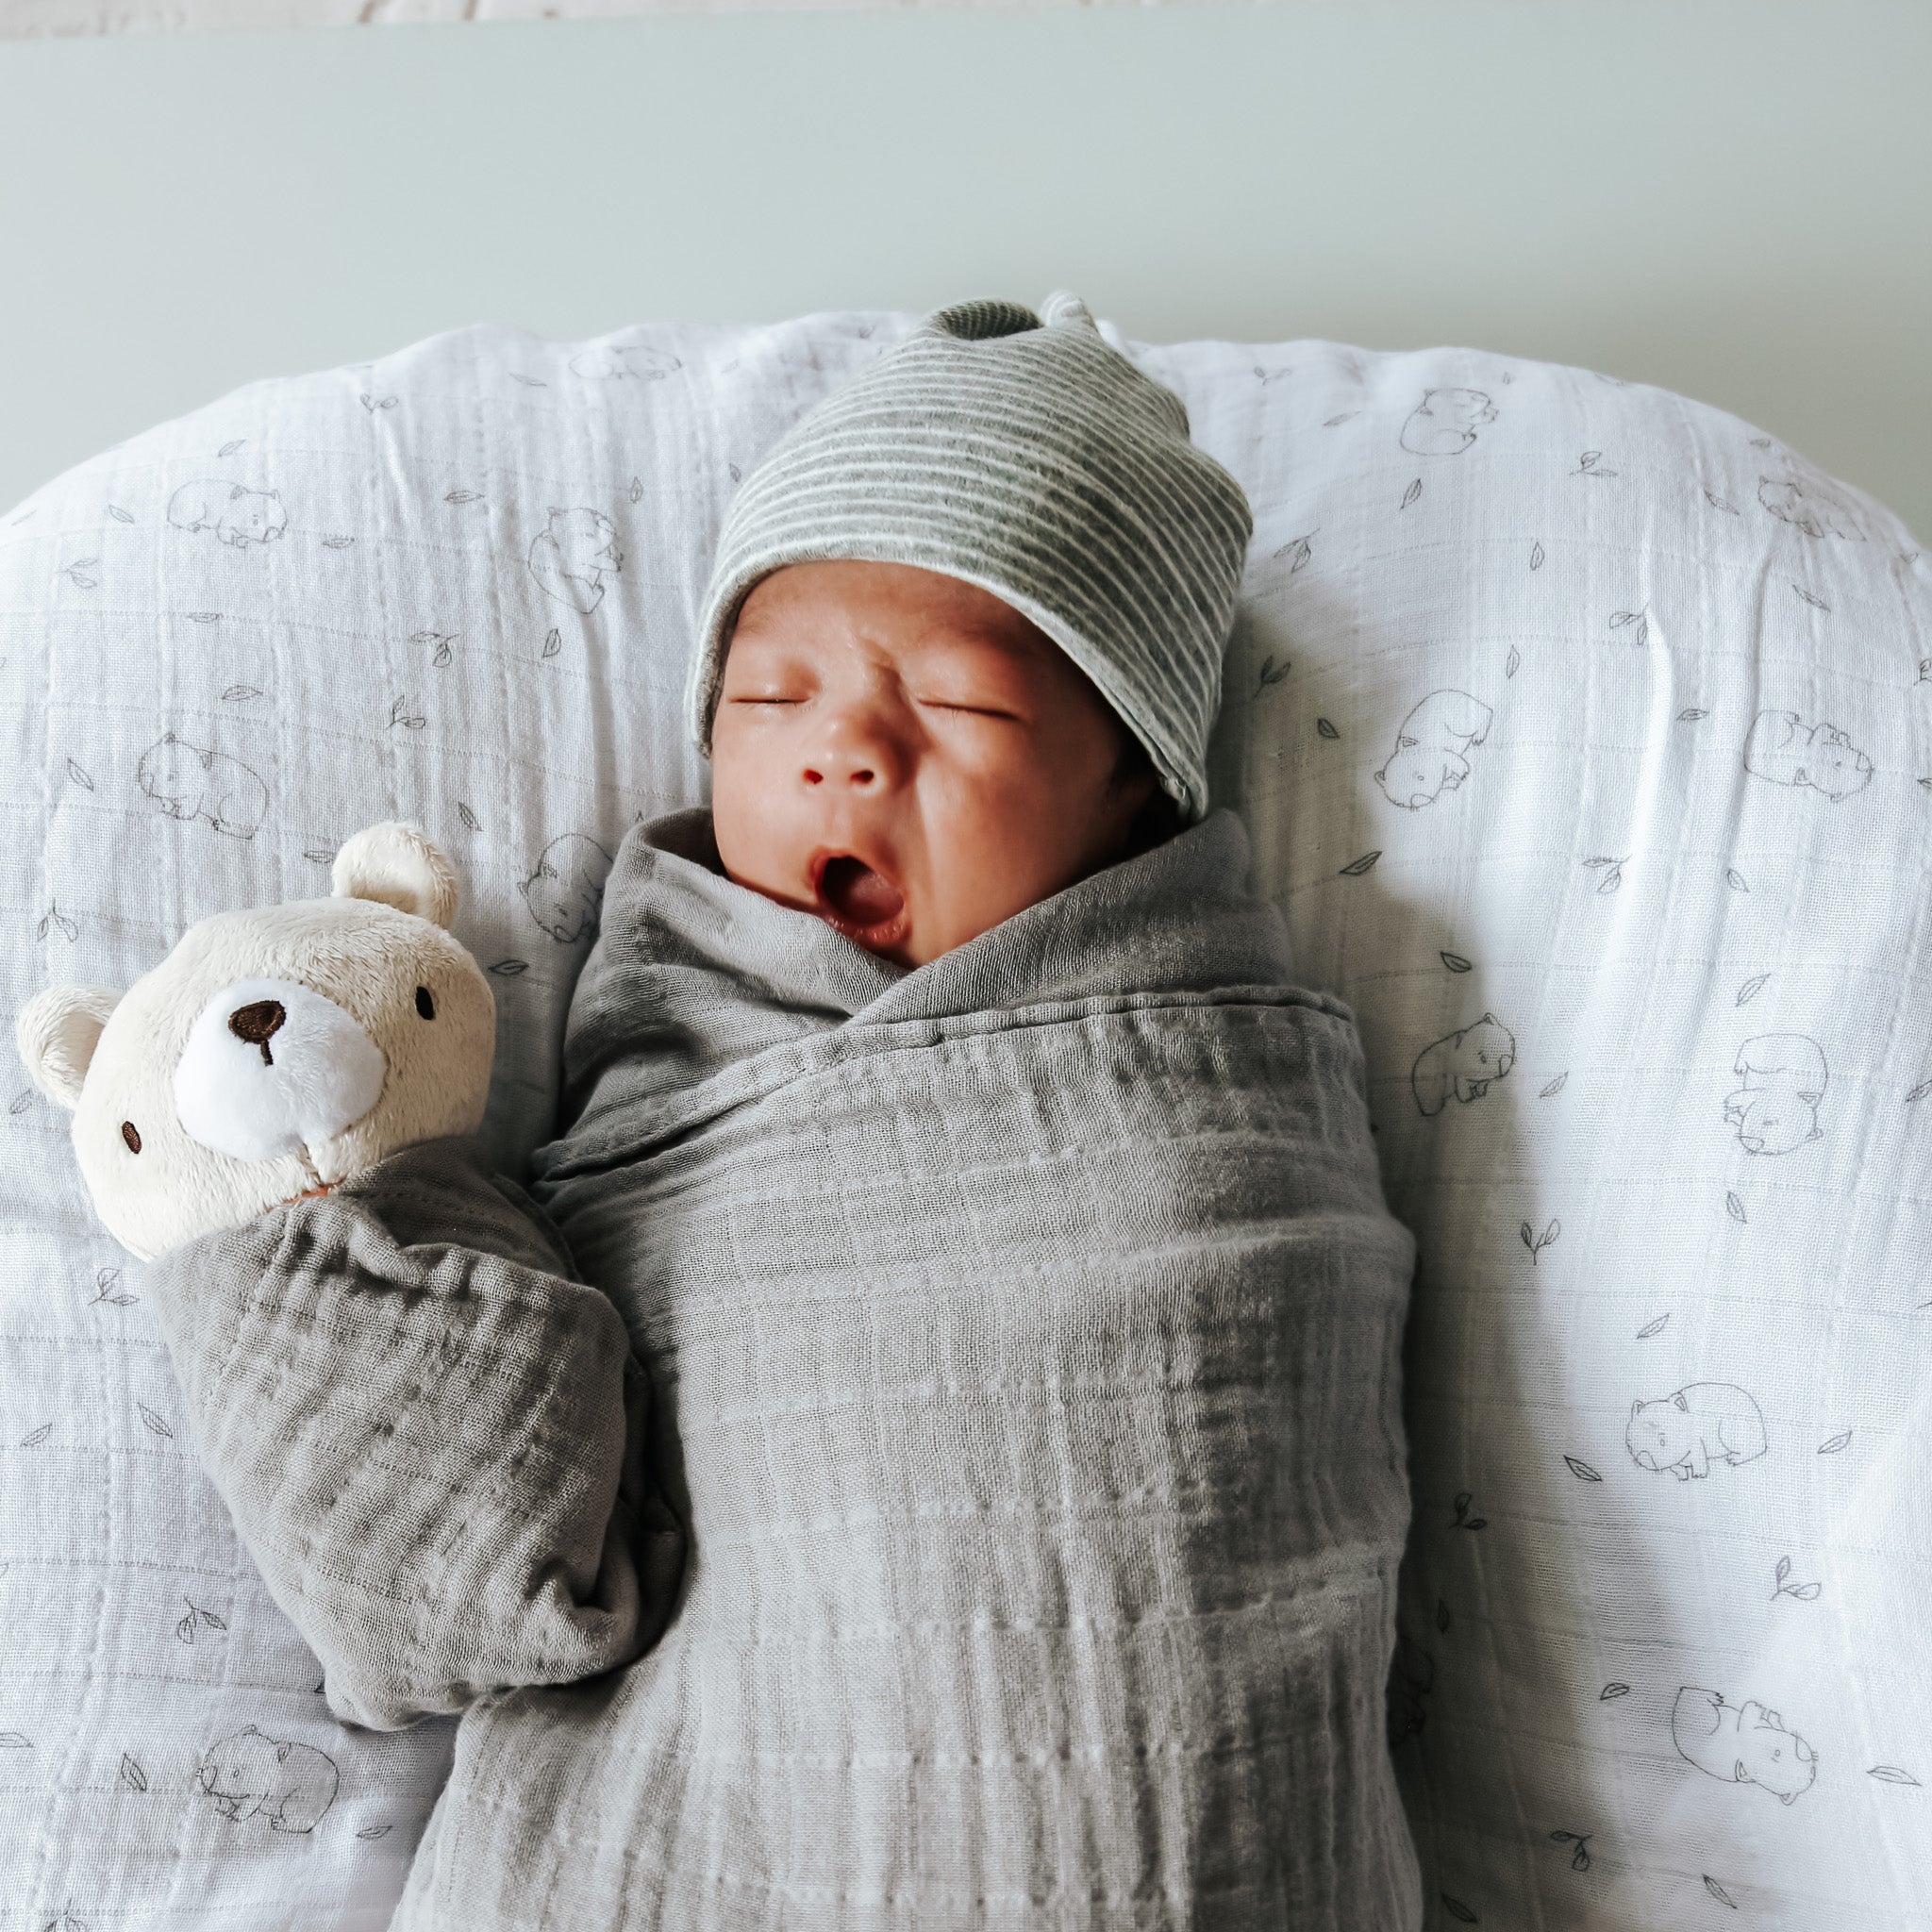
[710,560,1160,969]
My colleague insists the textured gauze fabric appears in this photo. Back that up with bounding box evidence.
[372,799,1422,1928]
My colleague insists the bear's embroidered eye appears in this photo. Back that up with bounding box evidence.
[415,986,435,1020]
[121,1122,142,1155]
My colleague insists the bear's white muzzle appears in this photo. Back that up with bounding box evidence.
[173,976,387,1163]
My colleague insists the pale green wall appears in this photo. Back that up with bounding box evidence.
[1,1,1926,538]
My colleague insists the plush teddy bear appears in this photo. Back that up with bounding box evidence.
[14,822,494,1261]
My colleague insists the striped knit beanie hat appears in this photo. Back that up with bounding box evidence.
[686,290,1255,825]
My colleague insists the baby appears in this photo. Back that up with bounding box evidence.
[145,293,1424,1931]
[708,556,1179,967]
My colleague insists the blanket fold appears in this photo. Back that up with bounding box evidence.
[141,1137,685,1732]
[394,803,1422,1930]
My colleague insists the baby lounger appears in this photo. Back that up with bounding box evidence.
[1,309,1928,1929]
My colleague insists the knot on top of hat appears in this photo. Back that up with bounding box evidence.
[916,290,1101,344]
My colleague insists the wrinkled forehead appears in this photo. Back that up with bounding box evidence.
[729,560,1048,658]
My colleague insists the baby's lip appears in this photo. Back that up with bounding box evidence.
[806,843,909,950]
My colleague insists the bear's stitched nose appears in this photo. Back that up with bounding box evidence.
[228,999,287,1066]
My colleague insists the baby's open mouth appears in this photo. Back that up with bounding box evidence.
[813,852,908,947]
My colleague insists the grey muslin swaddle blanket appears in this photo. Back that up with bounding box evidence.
[142,802,1423,1930]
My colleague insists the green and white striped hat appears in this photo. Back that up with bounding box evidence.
[686,290,1255,825]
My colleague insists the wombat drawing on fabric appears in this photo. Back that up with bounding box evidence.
[1411,1013,1514,1116]
[1626,1383,1768,1480]
[1374,690,1493,809]
[1724,1033,1827,1155]
[1757,474,1865,541]
[520,831,614,943]
[1743,709,1874,801]
[1398,388,1498,457]
[1672,1689,1817,1805]
[567,343,681,381]
[136,733,269,839]
[526,508,624,613]
[195,1724,340,1832]
[166,481,289,549]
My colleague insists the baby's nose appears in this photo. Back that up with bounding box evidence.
[801,713,902,789]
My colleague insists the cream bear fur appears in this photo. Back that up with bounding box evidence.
[14,823,492,1262]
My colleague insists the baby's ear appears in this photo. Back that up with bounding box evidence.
[16,985,124,1108]
[332,822,459,928]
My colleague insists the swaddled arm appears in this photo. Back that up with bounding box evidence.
[141,1134,683,1732]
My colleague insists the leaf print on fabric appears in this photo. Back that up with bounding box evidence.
[1539,1072,1568,1096]
[1600,1683,1630,1701]
[1441,1893,1479,1924]
[1254,653,1290,694]
[1563,1455,1602,1482]
[1725,1191,1747,1223]
[1772,1556,1821,1602]
[92,1267,135,1307]
[1441,952,1473,973]
[1818,1431,1853,1455]
[1315,717,1341,740]
[1705,1874,1739,1907]
[1869,1766,1922,1787]
[1607,608,1649,645]
[1637,1313,1670,1339]
[1574,449,1619,477]
[1338,851,1381,876]
[1529,541,1544,571]
[1451,1491,1488,1531]
[1521,1219,1559,1264]
[1548,1830,1591,1872]
[1273,532,1315,573]
[1400,478,1422,509]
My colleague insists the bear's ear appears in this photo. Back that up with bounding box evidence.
[228,484,247,500]
[333,823,458,928]
[275,1740,291,1762]
[1630,1400,1642,1420]
[1672,1391,1690,1411]
[15,985,123,1109]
